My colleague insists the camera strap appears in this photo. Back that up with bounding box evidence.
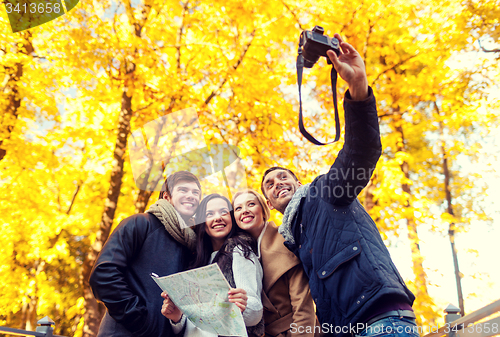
[296,55,341,145]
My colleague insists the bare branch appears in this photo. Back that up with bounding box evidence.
[67,183,82,215]
[204,30,256,105]
[279,0,305,30]
[176,0,190,72]
[363,20,374,61]
[378,112,395,119]
[370,54,419,86]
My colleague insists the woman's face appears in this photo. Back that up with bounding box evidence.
[233,193,265,239]
[204,198,233,251]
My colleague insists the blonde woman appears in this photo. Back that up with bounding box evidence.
[232,189,320,337]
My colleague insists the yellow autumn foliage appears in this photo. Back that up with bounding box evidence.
[1,0,499,335]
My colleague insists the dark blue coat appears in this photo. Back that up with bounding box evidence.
[89,213,191,337]
[285,87,415,333]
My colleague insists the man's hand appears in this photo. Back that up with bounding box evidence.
[228,288,248,312]
[327,33,369,101]
[161,292,183,323]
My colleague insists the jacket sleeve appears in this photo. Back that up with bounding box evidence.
[232,246,264,326]
[286,265,318,337]
[312,86,381,206]
[89,215,153,336]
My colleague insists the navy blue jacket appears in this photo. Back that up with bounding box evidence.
[89,213,191,337]
[285,87,415,333]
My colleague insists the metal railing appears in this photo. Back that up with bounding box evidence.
[2,299,499,337]
[0,316,66,337]
[424,299,500,337]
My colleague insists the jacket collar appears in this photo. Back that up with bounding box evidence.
[260,221,300,292]
[279,184,310,245]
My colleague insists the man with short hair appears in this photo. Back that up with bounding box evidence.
[261,35,416,337]
[90,171,201,337]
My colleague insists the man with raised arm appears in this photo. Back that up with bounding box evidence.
[90,171,201,337]
[261,34,417,337]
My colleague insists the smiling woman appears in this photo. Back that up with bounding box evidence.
[204,198,233,251]
[161,193,265,337]
[232,189,320,337]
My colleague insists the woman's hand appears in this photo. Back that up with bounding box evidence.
[228,288,248,312]
[161,291,183,323]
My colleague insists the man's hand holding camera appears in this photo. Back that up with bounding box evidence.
[326,34,369,101]
[298,27,371,145]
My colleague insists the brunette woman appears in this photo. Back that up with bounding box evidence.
[161,193,264,337]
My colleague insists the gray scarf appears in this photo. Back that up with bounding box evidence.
[146,199,197,251]
[278,184,310,245]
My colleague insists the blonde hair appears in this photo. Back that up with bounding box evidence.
[232,189,270,223]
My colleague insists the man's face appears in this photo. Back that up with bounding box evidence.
[262,170,301,214]
[165,180,201,218]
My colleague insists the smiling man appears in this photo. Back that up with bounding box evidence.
[89,171,201,337]
[261,35,416,337]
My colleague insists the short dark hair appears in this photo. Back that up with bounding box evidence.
[261,166,299,199]
[159,171,201,200]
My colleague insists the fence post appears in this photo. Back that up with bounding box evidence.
[36,316,55,337]
[445,304,461,337]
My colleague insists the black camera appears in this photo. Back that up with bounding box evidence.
[300,26,340,68]
[296,26,342,145]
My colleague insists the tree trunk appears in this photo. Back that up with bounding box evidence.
[0,63,21,161]
[396,121,436,326]
[22,260,45,331]
[434,102,465,316]
[24,295,37,331]
[80,3,153,333]
[0,34,34,161]
[81,62,136,337]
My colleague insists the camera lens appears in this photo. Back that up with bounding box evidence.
[312,26,325,34]
[302,50,320,68]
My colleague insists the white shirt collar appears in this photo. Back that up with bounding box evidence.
[256,222,268,259]
[209,250,218,264]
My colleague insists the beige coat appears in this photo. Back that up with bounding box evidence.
[260,222,321,337]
